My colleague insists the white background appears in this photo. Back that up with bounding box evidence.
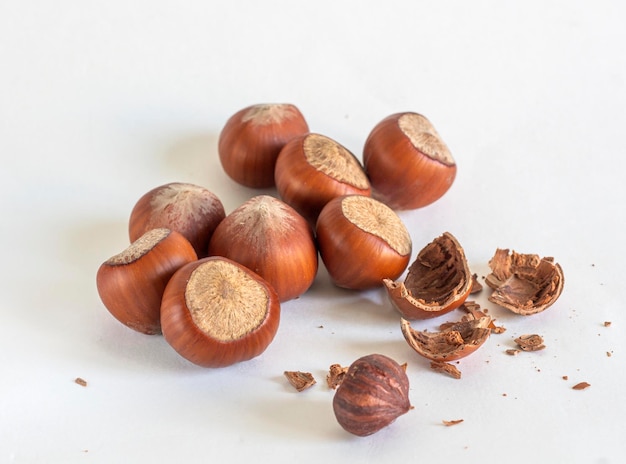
[1,1,625,463]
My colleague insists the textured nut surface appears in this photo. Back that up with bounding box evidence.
[384,232,471,319]
[486,249,564,315]
[332,354,411,437]
[401,316,492,362]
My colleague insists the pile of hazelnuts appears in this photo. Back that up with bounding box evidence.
[96,103,461,436]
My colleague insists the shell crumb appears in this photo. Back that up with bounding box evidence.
[284,371,316,392]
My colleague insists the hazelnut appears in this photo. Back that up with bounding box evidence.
[218,103,309,188]
[363,112,456,210]
[316,195,412,290]
[486,248,564,315]
[384,232,472,319]
[160,256,280,368]
[96,228,198,334]
[333,354,411,437]
[275,133,371,224]
[129,182,225,258]
[207,195,318,302]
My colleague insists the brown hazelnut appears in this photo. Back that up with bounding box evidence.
[128,182,225,258]
[160,257,281,367]
[275,133,371,224]
[218,103,310,188]
[363,112,456,210]
[332,354,411,437]
[207,195,318,302]
[316,195,412,290]
[96,228,198,335]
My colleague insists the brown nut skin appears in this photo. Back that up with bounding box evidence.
[96,229,198,335]
[218,103,310,188]
[316,195,412,290]
[275,133,372,224]
[384,232,471,319]
[160,257,280,368]
[207,195,318,302]
[129,182,225,258]
[333,354,411,437]
[363,112,456,210]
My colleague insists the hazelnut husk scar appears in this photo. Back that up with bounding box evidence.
[384,232,472,320]
[486,249,564,315]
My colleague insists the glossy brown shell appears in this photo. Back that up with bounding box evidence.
[207,195,318,302]
[316,195,411,290]
[218,103,309,188]
[128,182,225,258]
[96,229,198,335]
[363,112,456,210]
[275,133,371,224]
[160,257,280,368]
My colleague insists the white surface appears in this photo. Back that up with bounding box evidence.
[1,1,625,463]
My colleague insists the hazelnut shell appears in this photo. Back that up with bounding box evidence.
[316,195,412,290]
[218,103,309,188]
[486,249,564,315]
[384,232,471,319]
[363,112,456,210]
[207,195,318,302]
[96,228,198,335]
[401,316,492,362]
[129,182,225,258]
[275,133,371,224]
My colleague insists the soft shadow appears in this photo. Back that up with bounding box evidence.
[160,131,221,181]
[159,131,277,212]
[247,395,346,442]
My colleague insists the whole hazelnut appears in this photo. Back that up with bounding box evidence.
[218,103,310,188]
[275,133,371,224]
[316,195,411,290]
[333,354,411,437]
[207,195,318,302]
[96,228,198,334]
[161,257,281,367]
[129,182,225,258]
[363,112,456,210]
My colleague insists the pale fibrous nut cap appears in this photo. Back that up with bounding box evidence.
[303,134,370,190]
[160,257,280,367]
[241,103,300,125]
[185,259,270,341]
[106,228,170,265]
[486,249,564,315]
[340,195,411,256]
[398,113,454,166]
